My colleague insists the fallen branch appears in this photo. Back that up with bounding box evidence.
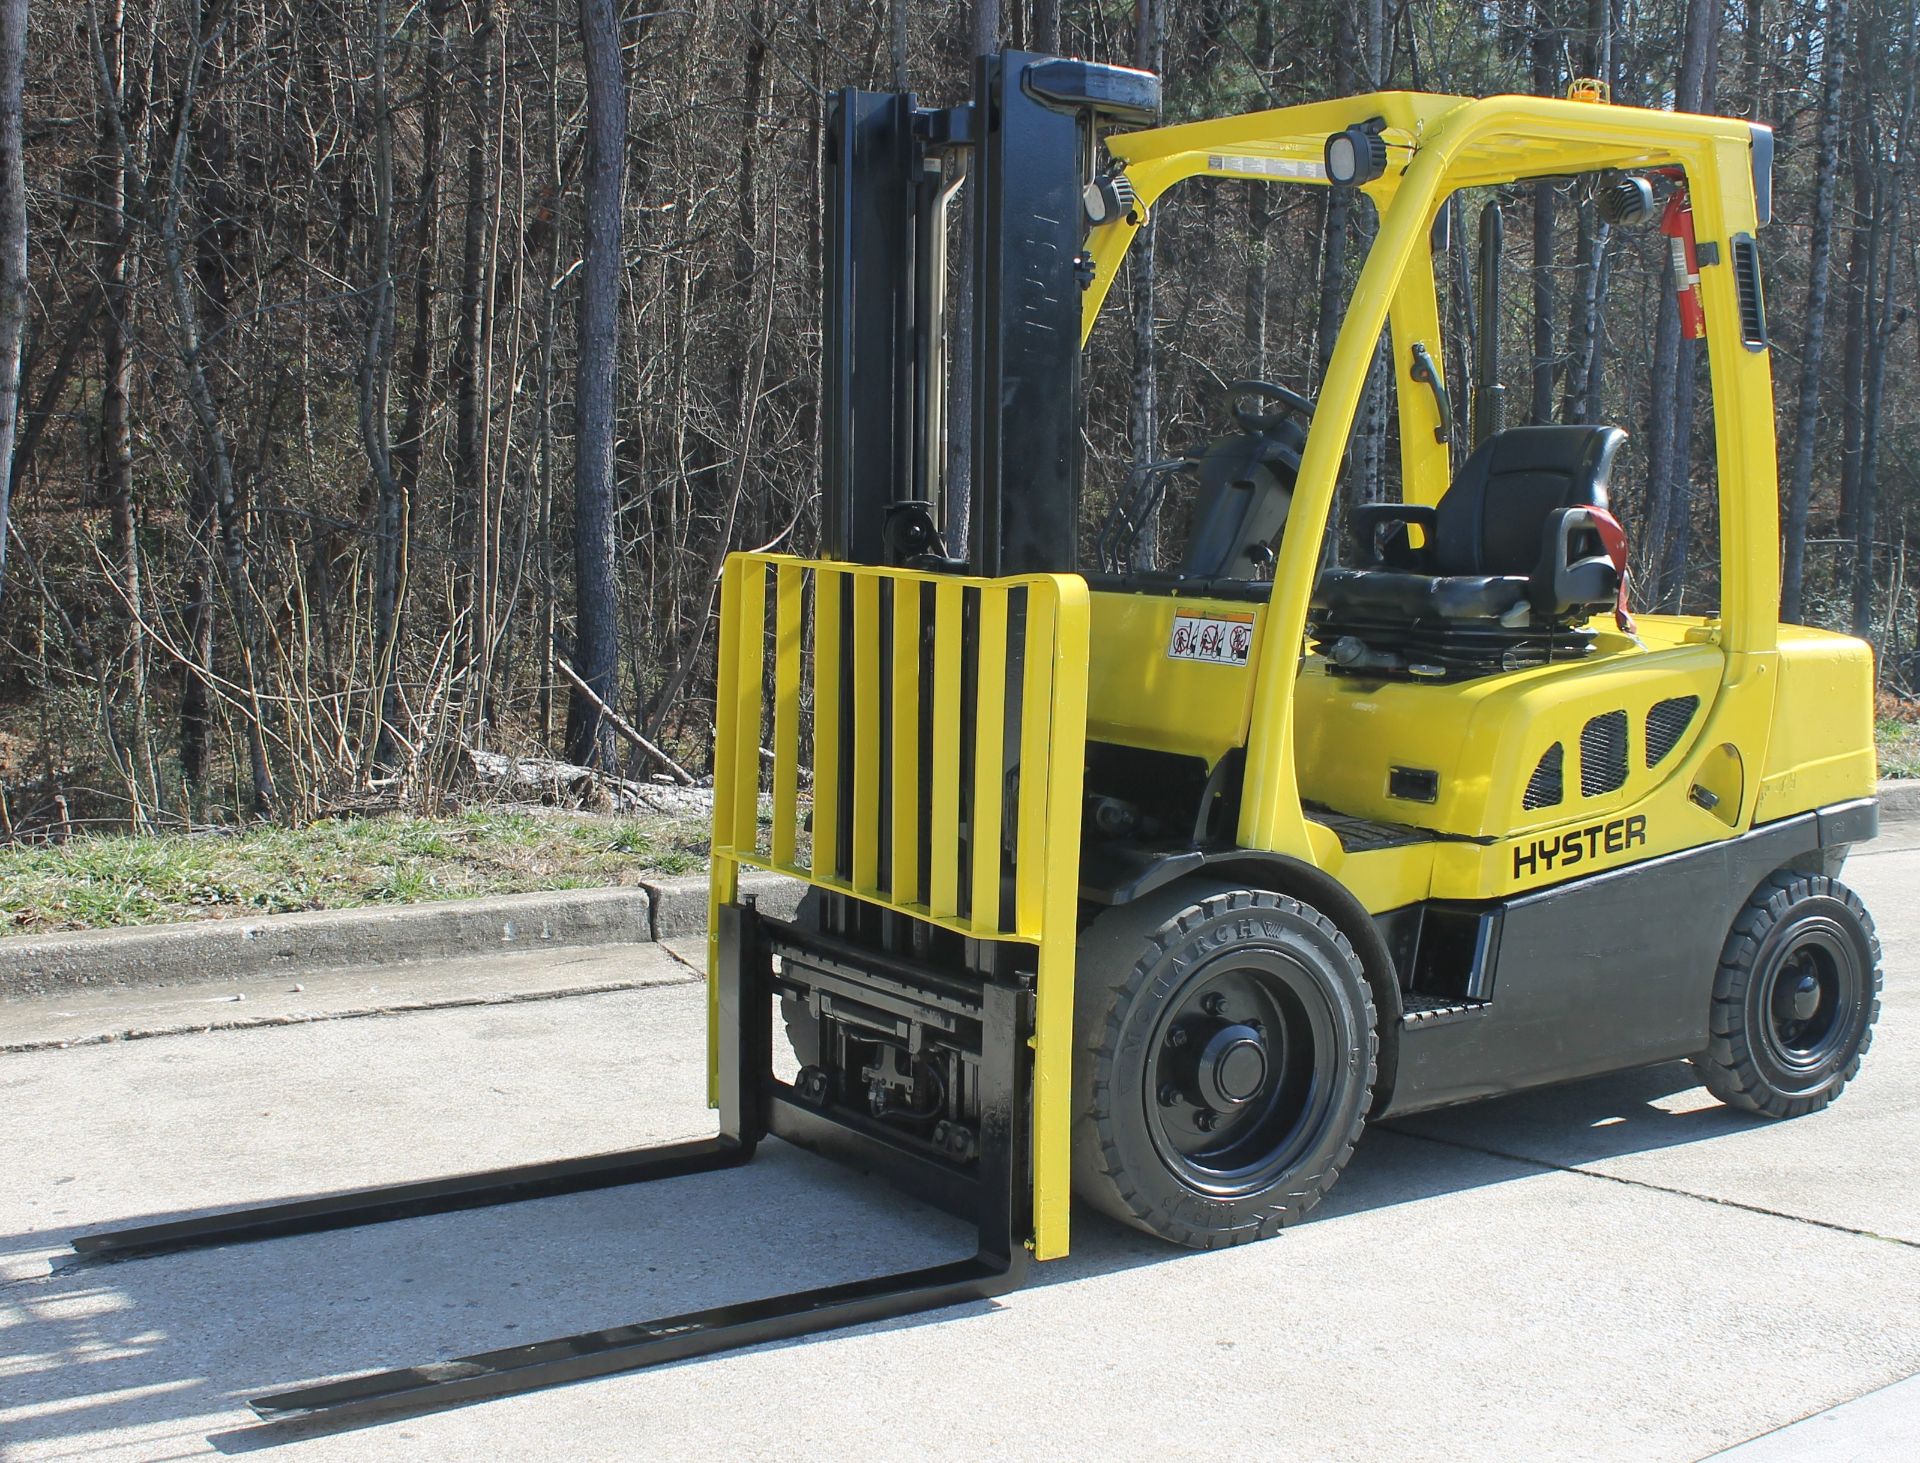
[465,748,712,817]
[555,658,697,785]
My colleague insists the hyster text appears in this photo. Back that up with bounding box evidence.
[1513,815,1647,879]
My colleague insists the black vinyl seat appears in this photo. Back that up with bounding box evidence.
[1309,425,1630,678]
[1175,416,1305,580]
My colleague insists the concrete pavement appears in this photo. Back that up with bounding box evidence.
[0,939,703,1053]
[1,835,1916,1461]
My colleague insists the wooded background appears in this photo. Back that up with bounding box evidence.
[0,0,1914,834]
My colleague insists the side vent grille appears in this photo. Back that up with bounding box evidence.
[1523,743,1564,810]
[1732,235,1768,351]
[1581,711,1629,796]
[1645,695,1701,767]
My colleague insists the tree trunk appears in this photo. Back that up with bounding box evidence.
[0,0,26,612]
[564,0,626,769]
[1559,0,1612,424]
[1852,0,1918,642]
[537,0,563,747]
[379,2,444,767]
[1242,0,1276,376]
[1314,4,1365,393]
[1780,0,1848,623]
[1348,2,1390,507]
[95,0,153,814]
[1126,0,1163,568]
[359,0,405,772]
[1529,10,1557,425]
[1642,0,1721,605]
[451,2,494,718]
[890,0,908,87]
[1836,134,1870,546]
[1032,0,1059,54]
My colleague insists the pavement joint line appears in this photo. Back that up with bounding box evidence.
[1385,1124,1920,1251]
[0,974,701,1055]
[657,941,705,979]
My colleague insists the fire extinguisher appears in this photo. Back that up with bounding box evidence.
[1659,187,1707,341]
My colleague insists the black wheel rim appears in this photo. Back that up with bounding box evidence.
[1142,949,1341,1198]
[1753,915,1861,1083]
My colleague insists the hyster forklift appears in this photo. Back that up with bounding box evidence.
[75,52,1884,1423]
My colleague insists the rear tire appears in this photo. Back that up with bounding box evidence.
[1691,871,1881,1118]
[1071,881,1376,1249]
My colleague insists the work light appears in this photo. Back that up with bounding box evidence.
[1324,121,1387,186]
[1596,173,1656,226]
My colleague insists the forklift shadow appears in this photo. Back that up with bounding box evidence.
[2,1139,999,1453]
[1,1062,1756,1451]
[1369,1058,1766,1176]
[1045,1060,1762,1282]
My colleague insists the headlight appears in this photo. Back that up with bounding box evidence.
[1324,122,1387,186]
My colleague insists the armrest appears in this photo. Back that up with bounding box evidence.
[1348,503,1437,568]
[1536,506,1624,618]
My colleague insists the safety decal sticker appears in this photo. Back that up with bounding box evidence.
[1206,153,1327,181]
[1168,613,1255,666]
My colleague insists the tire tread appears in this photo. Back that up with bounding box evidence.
[1071,884,1377,1249]
[1690,870,1882,1118]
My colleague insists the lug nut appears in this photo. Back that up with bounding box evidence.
[1201,993,1227,1017]
[1158,1083,1181,1107]
[1167,1027,1189,1049]
[1195,1111,1219,1133]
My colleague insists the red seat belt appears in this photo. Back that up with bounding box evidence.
[1586,507,1637,635]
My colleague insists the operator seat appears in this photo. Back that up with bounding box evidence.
[1175,416,1305,580]
[1308,424,1631,679]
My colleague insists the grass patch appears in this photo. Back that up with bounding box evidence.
[1880,690,1920,780]
[1880,720,1920,780]
[0,808,710,937]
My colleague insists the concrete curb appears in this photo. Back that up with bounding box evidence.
[3,789,1909,1002]
[1879,778,1920,824]
[641,870,806,939]
[0,871,813,1001]
[0,887,655,1000]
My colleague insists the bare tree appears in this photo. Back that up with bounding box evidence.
[1852,0,1918,640]
[1781,0,1850,622]
[1529,5,1557,425]
[1032,0,1059,54]
[0,0,26,610]
[564,0,626,769]
[1642,0,1722,606]
[1128,0,1163,568]
[0,0,1915,836]
[1560,0,1614,425]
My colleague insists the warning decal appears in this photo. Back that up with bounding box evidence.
[1167,613,1255,666]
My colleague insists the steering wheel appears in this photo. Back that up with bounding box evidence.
[1224,378,1315,434]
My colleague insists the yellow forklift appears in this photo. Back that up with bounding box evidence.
[74,52,1882,1421]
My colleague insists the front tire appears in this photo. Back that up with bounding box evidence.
[1071,882,1376,1249]
[1692,871,1881,1118]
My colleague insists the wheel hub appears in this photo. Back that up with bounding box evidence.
[1778,970,1822,1024]
[1141,948,1344,1200]
[1196,1024,1269,1112]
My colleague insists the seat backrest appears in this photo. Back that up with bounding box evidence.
[1432,425,1626,576]
[1176,418,1305,579]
